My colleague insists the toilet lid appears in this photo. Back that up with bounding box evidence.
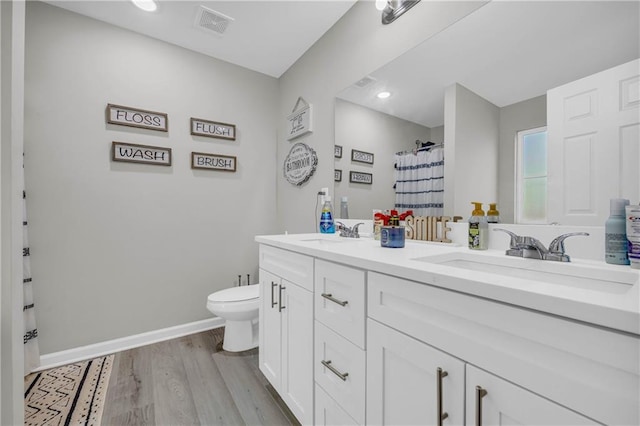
[208,284,260,302]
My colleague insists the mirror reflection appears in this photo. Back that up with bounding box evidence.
[334,1,639,224]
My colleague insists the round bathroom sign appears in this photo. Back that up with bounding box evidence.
[283,142,317,186]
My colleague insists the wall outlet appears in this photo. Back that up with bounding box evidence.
[320,187,329,204]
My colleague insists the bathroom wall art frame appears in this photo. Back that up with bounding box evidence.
[190,117,236,141]
[111,141,172,166]
[351,149,374,164]
[350,171,372,184]
[334,145,343,158]
[191,152,237,172]
[335,169,342,182]
[106,104,168,132]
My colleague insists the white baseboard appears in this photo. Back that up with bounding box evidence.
[36,317,225,372]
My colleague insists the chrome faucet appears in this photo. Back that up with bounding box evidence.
[494,229,589,262]
[336,222,364,238]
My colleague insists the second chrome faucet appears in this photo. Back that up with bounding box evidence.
[494,228,589,262]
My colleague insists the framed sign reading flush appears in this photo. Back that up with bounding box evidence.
[351,149,374,164]
[350,171,373,184]
[191,152,237,172]
[190,118,236,141]
[111,142,172,166]
[106,104,168,132]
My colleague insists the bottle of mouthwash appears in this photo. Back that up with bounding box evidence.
[319,196,335,234]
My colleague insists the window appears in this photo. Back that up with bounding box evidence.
[516,127,547,224]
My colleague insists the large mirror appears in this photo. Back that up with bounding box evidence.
[334,1,639,223]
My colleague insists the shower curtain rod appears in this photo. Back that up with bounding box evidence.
[396,142,443,155]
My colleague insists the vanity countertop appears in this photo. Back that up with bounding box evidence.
[256,233,640,335]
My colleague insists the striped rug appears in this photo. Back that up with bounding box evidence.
[24,355,114,426]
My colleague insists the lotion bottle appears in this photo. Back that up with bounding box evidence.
[468,202,487,250]
[605,198,630,264]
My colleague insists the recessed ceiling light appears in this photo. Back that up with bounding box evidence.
[131,0,157,12]
[377,91,391,99]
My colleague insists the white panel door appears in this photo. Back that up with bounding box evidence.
[367,319,465,426]
[281,280,314,425]
[547,58,640,225]
[465,365,599,426]
[258,269,281,388]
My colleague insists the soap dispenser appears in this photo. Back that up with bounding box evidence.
[468,202,487,250]
[487,203,500,224]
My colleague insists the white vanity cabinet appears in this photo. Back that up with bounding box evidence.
[258,245,314,425]
[368,271,637,426]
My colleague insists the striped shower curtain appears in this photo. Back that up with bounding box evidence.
[23,188,40,374]
[394,147,445,217]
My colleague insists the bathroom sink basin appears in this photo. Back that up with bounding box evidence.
[299,237,352,245]
[412,252,638,294]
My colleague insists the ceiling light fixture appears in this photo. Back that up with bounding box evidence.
[131,0,157,12]
[377,0,421,25]
[377,91,391,99]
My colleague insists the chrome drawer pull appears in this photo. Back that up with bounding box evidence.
[321,293,348,307]
[475,386,488,426]
[271,282,278,308]
[278,285,286,312]
[437,367,449,426]
[321,360,349,381]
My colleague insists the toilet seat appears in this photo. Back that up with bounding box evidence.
[208,284,259,303]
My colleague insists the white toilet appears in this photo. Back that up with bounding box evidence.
[206,284,260,352]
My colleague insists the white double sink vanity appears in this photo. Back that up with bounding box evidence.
[255,233,639,426]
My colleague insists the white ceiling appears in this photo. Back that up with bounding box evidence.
[337,1,640,128]
[44,0,357,78]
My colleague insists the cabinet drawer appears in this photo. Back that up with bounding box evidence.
[315,385,359,426]
[315,321,366,424]
[259,244,314,291]
[315,260,366,348]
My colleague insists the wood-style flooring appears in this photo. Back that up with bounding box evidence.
[101,327,299,426]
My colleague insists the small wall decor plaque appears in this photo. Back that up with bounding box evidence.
[106,104,168,132]
[334,145,343,158]
[283,142,317,186]
[335,169,342,182]
[350,171,372,184]
[190,118,236,141]
[111,142,171,166]
[286,97,313,141]
[351,149,374,164]
[191,152,237,172]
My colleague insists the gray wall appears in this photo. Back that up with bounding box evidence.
[277,1,488,233]
[498,95,547,223]
[444,83,499,218]
[24,2,278,353]
[334,99,430,220]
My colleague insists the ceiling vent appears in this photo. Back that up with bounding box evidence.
[354,76,376,88]
[194,6,234,36]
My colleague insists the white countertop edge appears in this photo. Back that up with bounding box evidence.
[255,233,640,336]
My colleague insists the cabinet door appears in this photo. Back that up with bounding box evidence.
[367,319,465,426]
[315,384,359,426]
[281,280,314,425]
[466,365,599,426]
[259,269,281,387]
